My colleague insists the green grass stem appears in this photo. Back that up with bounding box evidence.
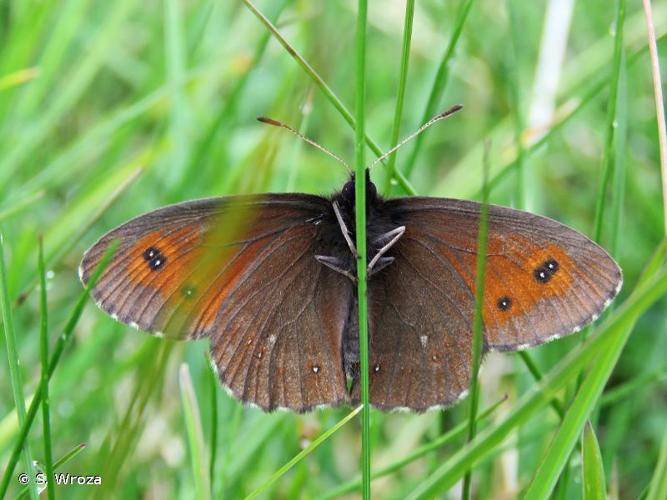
[207,354,219,493]
[517,351,565,418]
[647,429,667,500]
[461,144,490,499]
[406,257,667,498]
[382,0,414,194]
[246,406,362,499]
[240,0,416,195]
[16,443,87,500]
[354,1,371,498]
[400,0,475,181]
[0,233,38,500]
[0,240,118,498]
[592,0,626,244]
[323,397,506,499]
[582,421,607,500]
[610,54,627,260]
[179,363,211,500]
[524,247,666,499]
[641,0,667,235]
[38,238,55,500]
[505,0,526,209]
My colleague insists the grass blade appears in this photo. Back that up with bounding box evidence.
[354,1,370,497]
[179,363,211,500]
[0,66,39,92]
[95,342,173,497]
[647,429,667,500]
[641,0,667,236]
[582,421,607,500]
[610,50,628,260]
[592,0,626,244]
[0,190,44,223]
[0,0,136,190]
[505,0,527,209]
[406,257,667,499]
[432,33,664,201]
[0,240,119,498]
[322,397,506,499]
[16,443,88,500]
[246,406,362,499]
[600,369,666,407]
[517,351,565,418]
[461,143,491,499]
[401,0,475,180]
[207,354,219,494]
[182,0,289,198]
[382,0,414,194]
[523,253,665,499]
[38,238,55,500]
[0,233,38,500]
[164,0,190,187]
[240,0,416,195]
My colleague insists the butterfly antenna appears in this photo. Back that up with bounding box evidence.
[257,117,351,172]
[368,104,463,169]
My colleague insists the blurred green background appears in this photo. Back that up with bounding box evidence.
[0,0,666,498]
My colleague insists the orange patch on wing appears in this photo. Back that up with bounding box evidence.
[482,239,575,327]
[125,227,203,295]
[179,237,270,334]
[420,230,577,329]
[155,214,270,335]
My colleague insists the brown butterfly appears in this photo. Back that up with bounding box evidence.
[80,170,622,412]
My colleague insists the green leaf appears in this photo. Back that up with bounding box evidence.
[647,430,667,500]
[246,406,362,499]
[179,363,211,500]
[582,421,607,500]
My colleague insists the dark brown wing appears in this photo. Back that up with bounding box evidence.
[361,197,622,411]
[80,195,353,412]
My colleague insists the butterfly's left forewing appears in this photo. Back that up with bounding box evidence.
[80,195,352,412]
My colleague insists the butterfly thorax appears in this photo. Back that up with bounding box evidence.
[320,172,405,282]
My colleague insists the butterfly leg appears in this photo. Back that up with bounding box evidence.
[367,226,405,274]
[368,257,394,276]
[315,255,357,282]
[332,201,358,257]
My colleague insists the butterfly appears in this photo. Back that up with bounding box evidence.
[79,170,622,412]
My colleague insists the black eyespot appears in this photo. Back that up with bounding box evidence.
[497,296,512,311]
[143,246,166,271]
[143,247,159,261]
[148,255,166,270]
[545,259,559,273]
[533,258,559,284]
[533,266,551,283]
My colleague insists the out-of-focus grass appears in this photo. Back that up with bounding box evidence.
[0,0,665,498]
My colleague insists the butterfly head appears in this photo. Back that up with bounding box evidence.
[339,169,378,210]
